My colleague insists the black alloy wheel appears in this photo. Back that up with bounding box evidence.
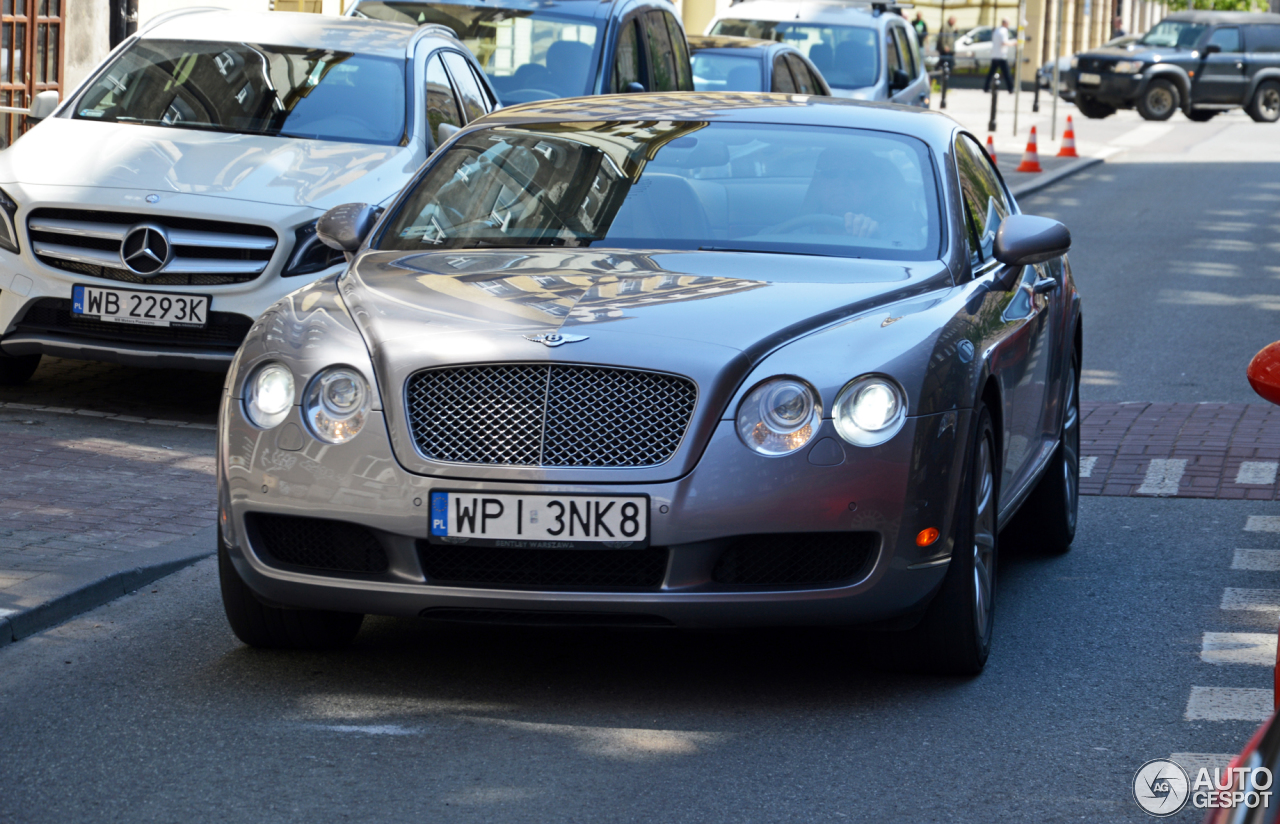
[1247,80,1280,123]
[1138,79,1179,121]
[1075,95,1116,119]
[218,526,364,650]
[0,352,40,386]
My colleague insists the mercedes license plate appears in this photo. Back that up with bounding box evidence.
[429,491,649,549]
[1078,72,1101,85]
[72,285,208,328]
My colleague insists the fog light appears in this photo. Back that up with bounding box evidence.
[916,528,939,547]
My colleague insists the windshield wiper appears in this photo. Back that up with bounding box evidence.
[699,245,847,258]
[115,117,237,134]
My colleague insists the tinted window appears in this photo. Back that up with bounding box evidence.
[772,55,797,92]
[664,13,693,90]
[613,19,643,93]
[691,52,762,91]
[73,39,407,144]
[711,19,879,89]
[887,28,905,75]
[1207,27,1242,53]
[426,53,462,144]
[1141,19,1207,48]
[1247,25,1280,52]
[381,122,942,261]
[785,54,818,94]
[955,134,1011,266]
[645,11,678,91]
[441,51,486,122]
[902,26,922,76]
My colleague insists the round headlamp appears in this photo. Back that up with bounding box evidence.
[736,377,821,456]
[303,366,370,444]
[244,363,295,429]
[833,376,907,447]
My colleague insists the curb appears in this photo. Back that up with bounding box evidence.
[1009,155,1104,199]
[0,525,216,648]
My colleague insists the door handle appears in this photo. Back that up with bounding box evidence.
[1032,277,1058,294]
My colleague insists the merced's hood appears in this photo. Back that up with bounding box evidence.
[0,118,423,209]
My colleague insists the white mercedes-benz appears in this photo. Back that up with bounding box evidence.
[0,9,498,383]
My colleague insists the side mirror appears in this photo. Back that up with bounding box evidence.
[316,203,382,253]
[1202,42,1222,55]
[26,90,59,123]
[890,69,911,91]
[436,121,460,148]
[1248,343,1280,406]
[625,81,647,93]
[993,214,1071,266]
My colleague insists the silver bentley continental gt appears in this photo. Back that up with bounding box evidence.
[215,93,1081,674]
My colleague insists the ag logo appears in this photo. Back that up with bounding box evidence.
[1133,759,1190,817]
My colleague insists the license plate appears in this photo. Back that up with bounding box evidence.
[72,285,208,328]
[1078,72,1101,85]
[429,491,649,549]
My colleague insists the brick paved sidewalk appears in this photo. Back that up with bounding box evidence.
[1081,402,1280,500]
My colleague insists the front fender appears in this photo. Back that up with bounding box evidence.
[1137,65,1192,110]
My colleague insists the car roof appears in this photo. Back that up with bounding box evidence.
[713,0,894,28]
[1162,10,1280,25]
[482,92,958,144]
[361,0,625,22]
[142,9,422,57]
[688,34,781,52]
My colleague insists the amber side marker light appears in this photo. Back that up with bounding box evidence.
[916,528,940,547]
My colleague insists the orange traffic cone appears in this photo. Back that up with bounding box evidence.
[1057,116,1079,158]
[1015,126,1043,173]
[986,134,998,165]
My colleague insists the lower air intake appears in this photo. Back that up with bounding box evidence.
[420,608,673,627]
[250,513,389,574]
[712,532,878,587]
[419,542,668,590]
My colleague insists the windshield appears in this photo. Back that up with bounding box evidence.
[1140,20,1207,48]
[691,52,763,91]
[356,2,600,104]
[709,19,878,89]
[379,121,941,261]
[73,40,407,144]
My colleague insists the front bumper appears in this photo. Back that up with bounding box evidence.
[218,393,973,629]
[1074,71,1143,105]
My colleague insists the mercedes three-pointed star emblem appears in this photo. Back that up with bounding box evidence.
[119,223,173,277]
[524,332,589,347]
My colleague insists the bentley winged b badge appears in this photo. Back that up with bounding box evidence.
[525,333,589,347]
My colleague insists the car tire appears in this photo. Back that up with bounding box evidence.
[1137,79,1179,121]
[218,529,364,650]
[1009,346,1080,554]
[1186,108,1219,122]
[0,352,40,386]
[912,403,998,675]
[1074,95,1115,119]
[1247,80,1280,123]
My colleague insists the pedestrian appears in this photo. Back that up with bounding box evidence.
[912,12,929,47]
[984,18,1014,94]
[937,15,958,73]
[1111,15,1126,39]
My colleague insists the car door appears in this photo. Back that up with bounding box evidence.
[1196,27,1249,105]
[1244,25,1280,99]
[611,16,646,93]
[424,51,464,150]
[954,134,1055,504]
[771,54,797,93]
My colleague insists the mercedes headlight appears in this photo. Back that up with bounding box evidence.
[736,377,821,456]
[303,366,369,444]
[244,363,295,429]
[832,376,907,447]
[0,187,19,254]
[1114,60,1145,74]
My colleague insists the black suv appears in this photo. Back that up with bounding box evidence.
[1072,11,1280,122]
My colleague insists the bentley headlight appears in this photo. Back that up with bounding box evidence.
[736,377,821,456]
[303,366,369,444]
[1114,60,1145,74]
[833,376,907,447]
[244,363,295,429]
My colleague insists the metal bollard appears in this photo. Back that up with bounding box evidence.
[1032,71,1041,113]
[988,68,999,132]
[940,58,950,109]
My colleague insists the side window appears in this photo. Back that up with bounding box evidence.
[441,51,486,122]
[1246,25,1280,52]
[426,53,462,146]
[1208,27,1242,53]
[469,62,498,111]
[955,134,1012,267]
[785,54,817,94]
[902,27,922,76]
[663,13,694,90]
[612,18,643,93]
[771,55,797,93]
[886,28,904,75]
[644,10,678,92]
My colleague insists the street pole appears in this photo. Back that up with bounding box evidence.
[1013,0,1026,136]
[939,0,948,107]
[1051,0,1065,139]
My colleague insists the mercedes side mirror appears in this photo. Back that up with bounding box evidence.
[993,214,1071,267]
[1249,343,1280,406]
[316,203,382,254]
[625,81,647,93]
[435,121,460,150]
[26,90,59,123]
[890,69,911,91]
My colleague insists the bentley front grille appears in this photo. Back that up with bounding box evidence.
[406,364,698,468]
[27,208,277,286]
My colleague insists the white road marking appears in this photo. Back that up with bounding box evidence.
[1235,462,1280,486]
[1080,456,1098,478]
[1221,588,1280,612]
[1185,687,1274,721]
[1137,459,1187,496]
[0,607,18,619]
[306,724,419,736]
[1201,632,1277,666]
[1172,753,1235,776]
[1109,123,1176,148]
[1246,516,1280,533]
[1232,549,1280,571]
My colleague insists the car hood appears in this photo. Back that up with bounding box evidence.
[0,118,423,209]
[1080,44,1172,61]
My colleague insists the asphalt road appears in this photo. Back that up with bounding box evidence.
[2,114,1279,822]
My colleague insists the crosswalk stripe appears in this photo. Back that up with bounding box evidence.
[1221,588,1280,612]
[1232,550,1280,571]
[1080,456,1098,478]
[1138,459,1187,496]
[1185,687,1274,721]
[1201,632,1277,666]
[1246,516,1280,533]
[1172,753,1235,776]
[1235,462,1280,486]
